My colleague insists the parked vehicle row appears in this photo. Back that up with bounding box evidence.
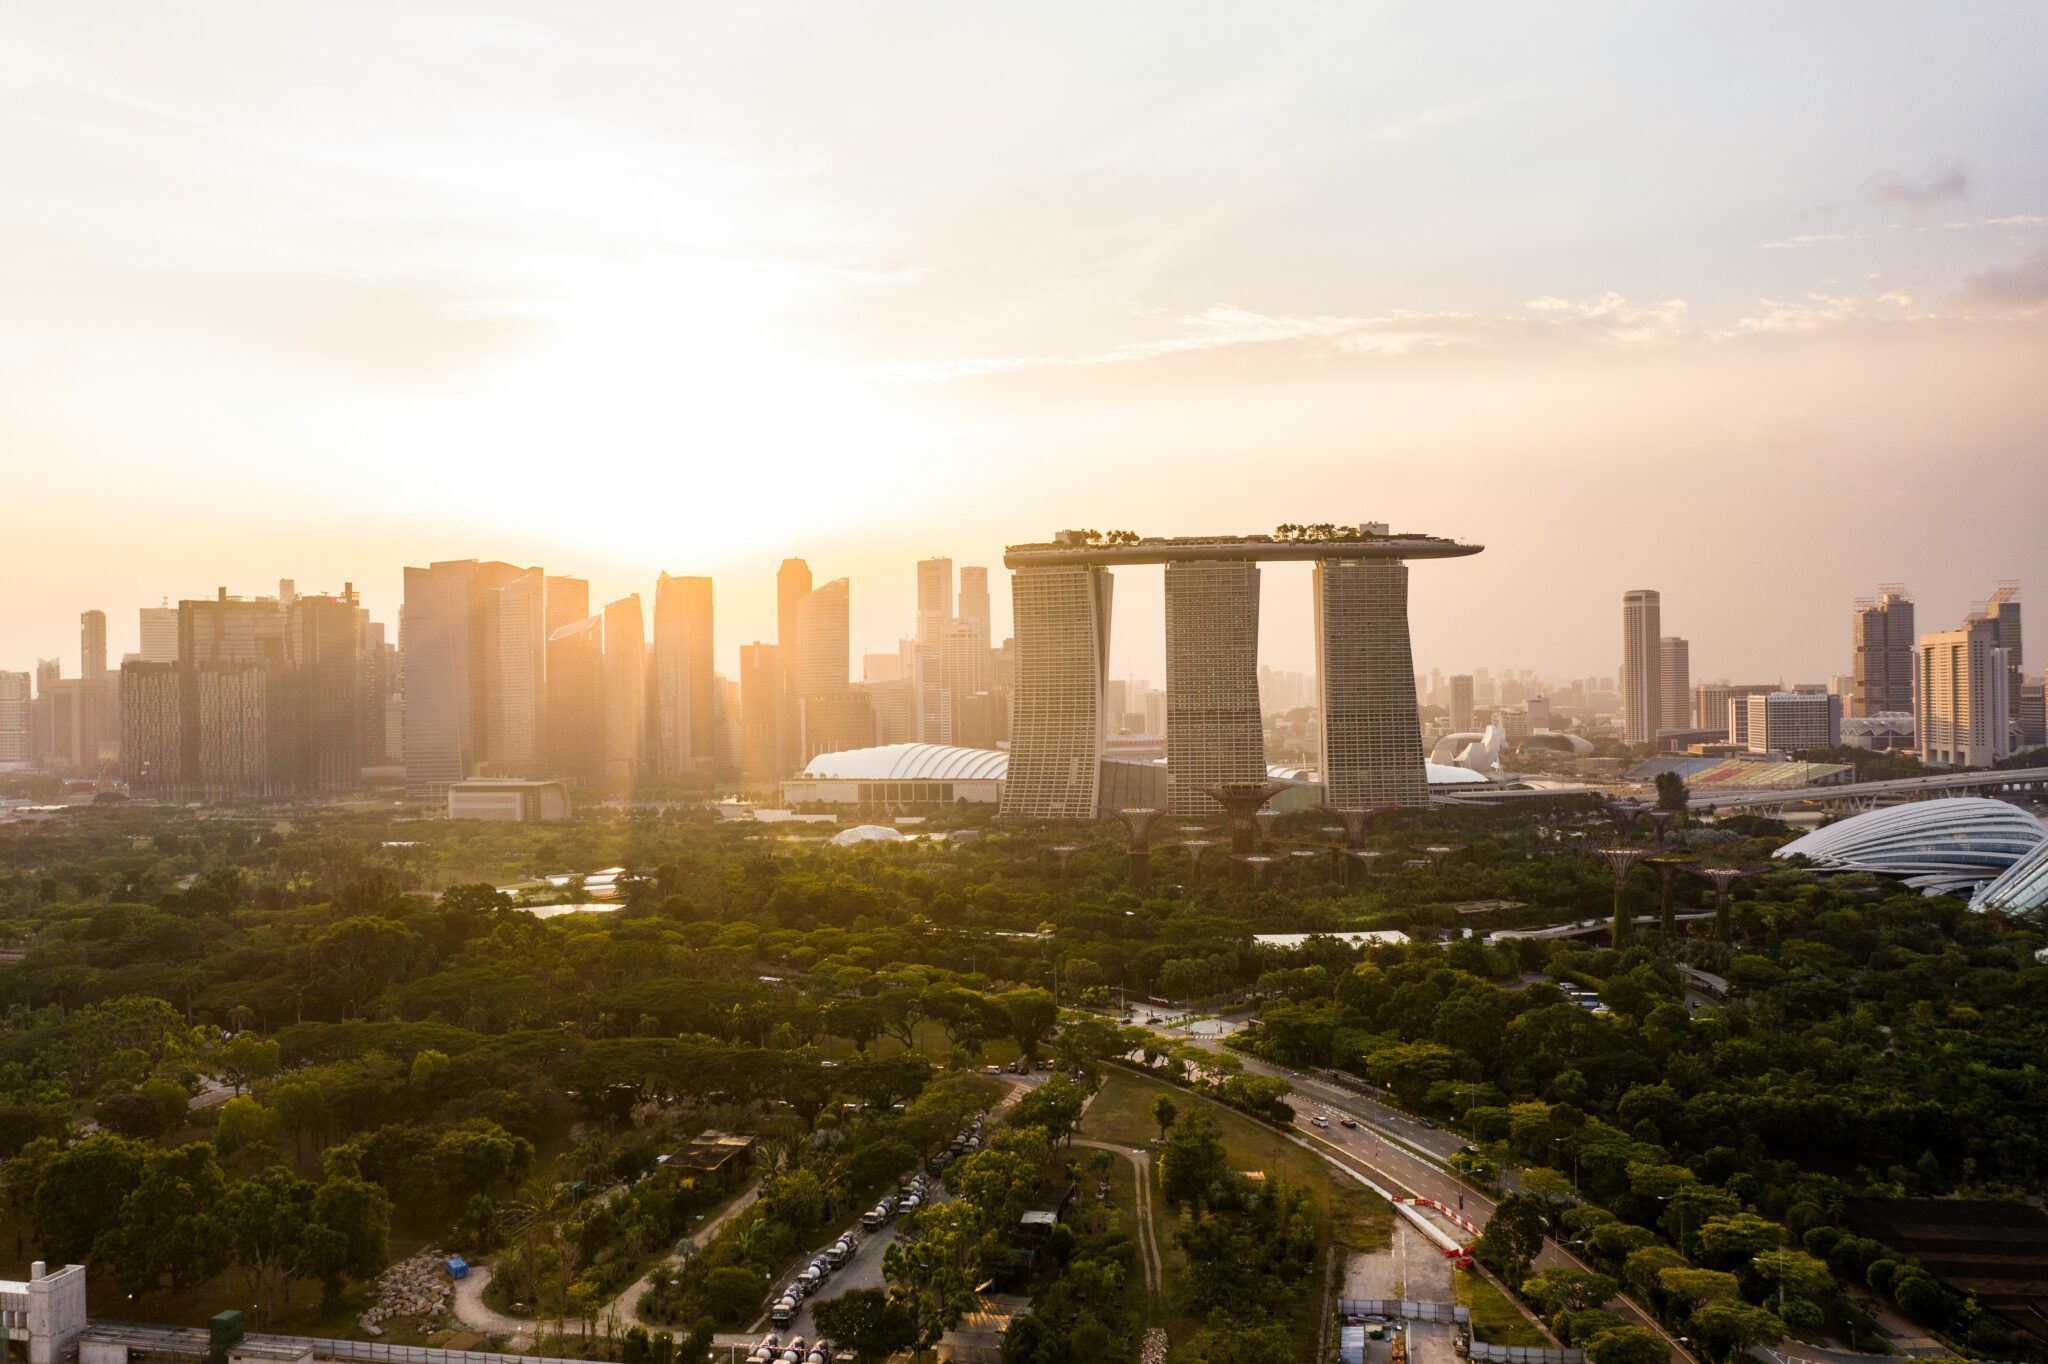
[745,1333,835,1364]
[930,1116,984,1172]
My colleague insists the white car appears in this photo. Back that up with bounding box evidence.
[1311,1115,1330,1129]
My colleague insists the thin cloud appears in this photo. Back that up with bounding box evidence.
[1958,247,2048,309]
[1867,159,1969,210]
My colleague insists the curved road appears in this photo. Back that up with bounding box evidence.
[1073,1138,1162,1296]
[1167,1040,1699,1364]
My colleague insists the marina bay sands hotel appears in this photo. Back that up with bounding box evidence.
[999,524,1483,819]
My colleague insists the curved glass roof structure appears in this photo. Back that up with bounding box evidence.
[802,744,1490,788]
[1971,838,2048,913]
[1774,797,2047,898]
[800,743,1011,782]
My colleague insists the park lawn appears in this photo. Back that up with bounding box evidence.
[1080,1069,1391,1354]
[1081,1069,1390,1253]
[1456,1268,1552,1347]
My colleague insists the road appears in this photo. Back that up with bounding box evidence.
[1158,1032,1697,1364]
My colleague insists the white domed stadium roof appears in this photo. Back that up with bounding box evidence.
[1774,796,2047,898]
[801,743,1010,782]
[829,823,907,845]
[802,743,1489,789]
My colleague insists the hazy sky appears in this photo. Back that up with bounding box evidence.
[5,2,2047,687]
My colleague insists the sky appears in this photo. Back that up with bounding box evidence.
[4,2,2047,688]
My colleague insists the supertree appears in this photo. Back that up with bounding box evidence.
[1197,781,1290,854]
[1043,843,1085,878]
[1103,807,1168,888]
[1414,842,1468,874]
[1688,865,1760,943]
[1231,852,1285,888]
[1645,853,1699,935]
[1320,803,1397,849]
[1589,846,1657,946]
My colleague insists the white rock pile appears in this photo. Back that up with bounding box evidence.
[1139,1326,1167,1364]
[359,1248,452,1335]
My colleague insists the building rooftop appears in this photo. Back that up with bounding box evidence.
[1003,529,1482,567]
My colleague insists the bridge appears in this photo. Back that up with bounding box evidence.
[1431,767,2048,815]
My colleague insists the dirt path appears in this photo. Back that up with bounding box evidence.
[450,1264,542,1343]
[601,1183,764,1329]
[1073,1138,1162,1296]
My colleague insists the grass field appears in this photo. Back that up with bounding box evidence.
[1079,1068,1392,1355]
[1457,1268,1553,1347]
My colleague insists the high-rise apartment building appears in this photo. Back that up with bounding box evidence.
[1918,617,2012,768]
[1448,674,1474,732]
[1660,636,1691,730]
[652,573,715,776]
[0,671,29,772]
[1620,590,1662,744]
[913,558,955,745]
[1745,691,1842,755]
[601,595,646,783]
[794,579,851,696]
[546,613,605,786]
[120,661,183,791]
[1982,585,2024,725]
[1163,560,1265,812]
[1695,683,1774,741]
[1850,589,1915,718]
[958,567,990,640]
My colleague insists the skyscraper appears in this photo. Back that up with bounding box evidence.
[739,643,784,787]
[287,589,363,793]
[652,573,715,776]
[0,671,29,772]
[1001,563,1112,818]
[1850,589,1915,718]
[401,559,511,794]
[914,557,954,744]
[80,610,107,681]
[794,578,851,696]
[1164,560,1265,812]
[601,594,646,783]
[1745,691,1841,755]
[120,661,182,791]
[485,568,547,776]
[545,613,605,786]
[1620,590,1662,744]
[777,559,813,772]
[1919,616,2012,768]
[1660,636,1691,731]
[1448,674,1474,732]
[1983,584,2024,725]
[139,606,180,664]
[1316,558,1428,807]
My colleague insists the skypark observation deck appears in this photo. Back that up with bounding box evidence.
[999,526,1483,820]
[1001,531,1483,569]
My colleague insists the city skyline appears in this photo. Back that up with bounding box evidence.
[6,5,2048,682]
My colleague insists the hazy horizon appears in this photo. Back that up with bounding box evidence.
[6,3,2047,686]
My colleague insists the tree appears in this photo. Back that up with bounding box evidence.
[96,1142,229,1294]
[883,1203,986,1358]
[216,1095,283,1157]
[1520,1167,1577,1203]
[313,916,425,1018]
[94,1079,190,1141]
[1160,1110,1230,1212]
[223,1166,316,1324]
[1008,1077,1086,1146]
[814,1288,918,1364]
[1151,1093,1179,1142]
[1654,772,1688,812]
[1475,1194,1551,1283]
[1751,1249,1834,1305]
[29,1132,145,1263]
[1523,1268,1618,1316]
[1696,1213,1781,1265]
[1690,1302,1785,1360]
[997,988,1060,1061]
[1585,1325,1672,1364]
[308,1160,392,1308]
[216,1033,282,1093]
[1657,1268,1740,1309]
